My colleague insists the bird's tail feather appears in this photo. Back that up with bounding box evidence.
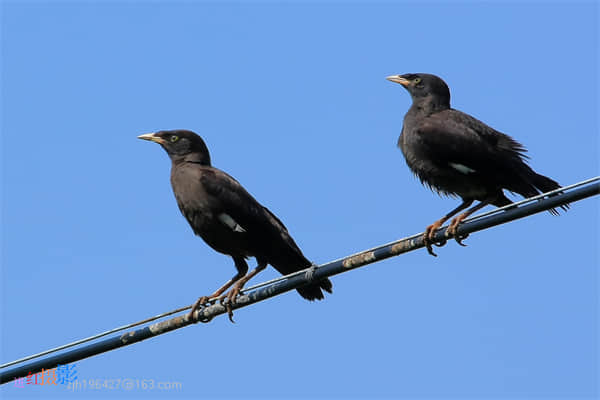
[297,278,333,301]
[270,253,333,301]
[517,168,569,215]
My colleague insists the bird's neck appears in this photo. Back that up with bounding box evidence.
[411,96,450,116]
[170,153,211,166]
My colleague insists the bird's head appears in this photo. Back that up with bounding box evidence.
[137,129,211,165]
[386,73,450,107]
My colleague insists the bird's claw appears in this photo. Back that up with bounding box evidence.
[423,224,447,257]
[454,233,469,247]
[434,237,447,247]
[218,287,242,323]
[425,242,437,256]
[221,300,235,323]
[445,223,469,247]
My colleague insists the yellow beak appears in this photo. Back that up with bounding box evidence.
[386,75,410,86]
[137,133,167,145]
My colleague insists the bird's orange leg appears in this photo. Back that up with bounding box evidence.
[188,279,240,321]
[446,198,493,246]
[187,257,248,322]
[424,199,473,256]
[219,262,267,323]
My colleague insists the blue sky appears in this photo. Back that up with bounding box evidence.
[1,1,598,399]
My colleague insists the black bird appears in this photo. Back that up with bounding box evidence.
[138,129,332,320]
[386,73,567,256]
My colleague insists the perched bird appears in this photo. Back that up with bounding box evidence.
[386,73,567,256]
[138,129,332,321]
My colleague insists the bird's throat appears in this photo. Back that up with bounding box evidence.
[413,97,449,116]
[170,152,211,166]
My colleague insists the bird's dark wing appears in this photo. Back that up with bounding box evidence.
[199,168,304,254]
[418,109,530,183]
[425,109,527,165]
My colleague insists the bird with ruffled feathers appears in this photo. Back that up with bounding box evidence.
[387,73,567,256]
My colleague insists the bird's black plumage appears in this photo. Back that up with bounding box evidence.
[138,129,331,319]
[387,73,567,255]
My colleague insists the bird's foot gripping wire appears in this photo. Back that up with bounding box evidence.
[445,218,469,247]
[219,286,244,323]
[187,296,214,323]
[424,222,447,257]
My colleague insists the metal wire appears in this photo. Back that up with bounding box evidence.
[463,176,598,221]
[1,176,598,376]
[239,175,600,293]
[0,306,190,369]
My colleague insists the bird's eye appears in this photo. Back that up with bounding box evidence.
[414,77,422,84]
[170,135,179,142]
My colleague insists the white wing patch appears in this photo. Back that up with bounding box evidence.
[449,162,476,174]
[218,213,246,233]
